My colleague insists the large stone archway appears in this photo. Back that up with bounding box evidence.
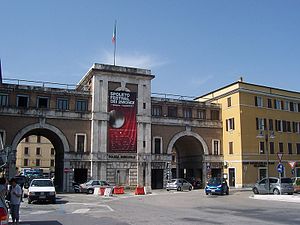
[11,122,70,192]
[167,130,209,155]
[167,130,208,185]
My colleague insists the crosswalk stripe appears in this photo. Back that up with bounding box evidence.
[72,208,90,214]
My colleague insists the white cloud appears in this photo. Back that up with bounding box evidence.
[100,50,168,69]
[191,74,214,86]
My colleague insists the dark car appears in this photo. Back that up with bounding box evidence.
[205,177,229,195]
[186,177,202,189]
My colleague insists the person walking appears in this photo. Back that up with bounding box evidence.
[9,178,22,225]
[0,177,8,211]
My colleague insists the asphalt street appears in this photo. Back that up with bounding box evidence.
[16,190,300,225]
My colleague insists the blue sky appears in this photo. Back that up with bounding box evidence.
[1,0,300,97]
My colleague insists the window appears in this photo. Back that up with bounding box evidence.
[279,142,284,153]
[294,103,299,112]
[259,169,267,180]
[143,103,146,109]
[76,134,86,153]
[212,140,220,155]
[274,100,281,110]
[288,143,293,155]
[36,159,40,167]
[275,120,282,132]
[229,142,233,154]
[152,105,162,116]
[57,98,69,111]
[297,143,300,154]
[282,120,287,132]
[76,100,87,112]
[24,147,29,155]
[259,142,265,154]
[211,110,219,120]
[37,135,41,143]
[25,137,29,142]
[50,160,55,167]
[255,96,263,107]
[168,106,177,117]
[153,137,162,154]
[269,119,274,131]
[24,159,29,167]
[0,131,5,146]
[293,122,300,133]
[227,97,232,107]
[197,110,206,119]
[51,148,55,155]
[0,94,8,106]
[270,142,274,154]
[36,147,41,155]
[287,121,291,132]
[284,101,289,111]
[226,118,235,131]
[183,108,192,118]
[290,102,294,112]
[37,96,49,108]
[17,95,29,108]
[267,99,272,108]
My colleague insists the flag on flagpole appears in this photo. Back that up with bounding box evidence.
[112,22,117,44]
[0,59,2,84]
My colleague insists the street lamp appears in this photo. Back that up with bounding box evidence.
[257,130,275,194]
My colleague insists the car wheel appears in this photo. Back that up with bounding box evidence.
[52,199,56,204]
[253,187,259,194]
[177,186,182,191]
[273,188,280,195]
[189,186,192,191]
[166,189,170,191]
[288,192,293,195]
[205,192,208,195]
[87,189,94,194]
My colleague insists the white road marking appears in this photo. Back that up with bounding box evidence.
[72,208,90,214]
[29,210,53,215]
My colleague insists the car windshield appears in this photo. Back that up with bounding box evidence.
[208,178,222,185]
[281,178,293,184]
[31,180,53,187]
[85,180,93,185]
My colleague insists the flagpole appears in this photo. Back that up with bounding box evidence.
[113,20,117,66]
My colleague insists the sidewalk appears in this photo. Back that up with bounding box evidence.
[250,194,300,203]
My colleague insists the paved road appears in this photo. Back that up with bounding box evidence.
[17,190,300,225]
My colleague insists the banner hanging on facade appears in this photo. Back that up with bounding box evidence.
[108,91,137,153]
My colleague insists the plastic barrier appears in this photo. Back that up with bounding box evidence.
[98,187,106,196]
[94,187,100,195]
[113,186,125,194]
[135,186,145,195]
[104,187,113,197]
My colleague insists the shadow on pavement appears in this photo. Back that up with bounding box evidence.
[20,221,62,225]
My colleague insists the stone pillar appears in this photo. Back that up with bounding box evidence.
[202,162,207,186]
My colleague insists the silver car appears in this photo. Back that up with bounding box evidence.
[166,178,193,191]
[253,177,294,195]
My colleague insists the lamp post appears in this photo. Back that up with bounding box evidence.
[257,130,275,194]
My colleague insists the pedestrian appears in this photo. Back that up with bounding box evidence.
[9,178,22,225]
[0,177,8,211]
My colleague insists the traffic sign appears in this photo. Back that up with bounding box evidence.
[277,152,283,162]
[277,163,284,173]
[288,161,296,169]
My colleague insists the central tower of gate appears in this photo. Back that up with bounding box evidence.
[77,64,154,189]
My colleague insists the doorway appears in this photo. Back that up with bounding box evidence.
[228,168,235,187]
[151,169,163,189]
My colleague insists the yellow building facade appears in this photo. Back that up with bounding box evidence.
[16,135,55,176]
[197,81,300,187]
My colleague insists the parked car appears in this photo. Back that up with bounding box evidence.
[291,177,300,193]
[80,180,110,194]
[205,177,229,195]
[28,178,56,204]
[0,195,8,225]
[186,177,202,189]
[252,177,294,195]
[166,178,193,191]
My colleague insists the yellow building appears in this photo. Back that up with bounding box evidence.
[16,135,55,176]
[197,80,300,187]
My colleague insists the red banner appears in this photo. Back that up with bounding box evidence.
[108,91,137,153]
